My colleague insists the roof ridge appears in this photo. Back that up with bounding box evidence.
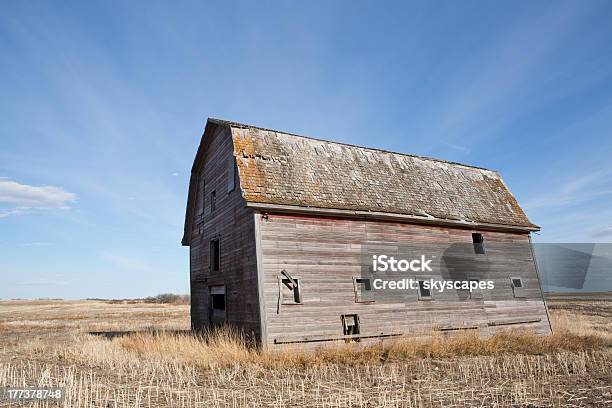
[208,117,495,173]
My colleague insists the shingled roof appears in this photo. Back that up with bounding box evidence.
[185,118,538,240]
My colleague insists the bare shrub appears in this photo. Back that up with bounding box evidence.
[142,293,190,304]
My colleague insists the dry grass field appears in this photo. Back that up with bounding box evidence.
[0,298,610,407]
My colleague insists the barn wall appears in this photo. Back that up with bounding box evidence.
[257,212,550,347]
[189,126,260,339]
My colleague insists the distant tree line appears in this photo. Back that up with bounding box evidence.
[142,293,190,304]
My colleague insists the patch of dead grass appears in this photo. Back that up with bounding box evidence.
[60,322,608,372]
[1,299,611,407]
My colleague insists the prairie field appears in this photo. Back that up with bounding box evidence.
[0,297,610,407]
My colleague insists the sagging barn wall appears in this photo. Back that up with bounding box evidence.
[184,119,550,347]
[257,212,550,347]
[188,125,260,338]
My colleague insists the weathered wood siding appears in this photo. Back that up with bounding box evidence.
[257,212,550,347]
[189,126,260,338]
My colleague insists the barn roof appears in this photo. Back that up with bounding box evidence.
[182,118,538,244]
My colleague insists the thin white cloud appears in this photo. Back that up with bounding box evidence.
[524,168,612,210]
[0,208,28,218]
[591,226,612,239]
[15,273,69,286]
[16,279,69,286]
[20,242,52,247]
[0,179,77,208]
[0,179,77,218]
[418,2,591,147]
[100,253,152,272]
[440,141,471,154]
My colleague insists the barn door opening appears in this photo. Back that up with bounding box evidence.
[209,285,226,326]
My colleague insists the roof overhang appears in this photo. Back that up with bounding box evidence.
[246,202,541,233]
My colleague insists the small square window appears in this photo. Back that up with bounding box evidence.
[341,314,360,341]
[472,233,485,254]
[469,278,483,299]
[210,239,220,272]
[353,277,374,303]
[510,277,525,298]
[211,190,216,213]
[280,278,302,304]
[210,292,225,311]
[418,280,433,300]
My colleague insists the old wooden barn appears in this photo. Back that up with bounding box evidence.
[182,118,551,347]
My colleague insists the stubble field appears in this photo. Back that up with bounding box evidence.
[0,297,610,407]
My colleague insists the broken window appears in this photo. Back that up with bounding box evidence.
[280,270,302,304]
[210,239,220,272]
[469,278,484,299]
[209,285,226,325]
[511,277,525,298]
[341,314,360,342]
[211,190,216,213]
[211,292,225,310]
[418,280,433,300]
[353,277,374,303]
[472,233,485,254]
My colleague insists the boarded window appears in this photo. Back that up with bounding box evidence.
[227,158,236,192]
[210,239,220,272]
[209,285,226,325]
[472,233,485,254]
[211,190,216,213]
[418,280,433,300]
[469,278,484,299]
[341,314,360,342]
[511,277,525,298]
[353,277,374,303]
[280,278,302,304]
[197,177,205,216]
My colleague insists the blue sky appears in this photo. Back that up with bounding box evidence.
[1,1,612,299]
